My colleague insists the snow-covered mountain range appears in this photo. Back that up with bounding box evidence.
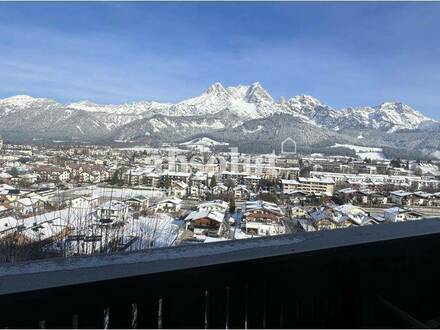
[0,82,439,154]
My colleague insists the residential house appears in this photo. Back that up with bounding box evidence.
[389,190,413,206]
[96,201,128,222]
[184,210,225,237]
[412,191,434,206]
[357,190,388,206]
[123,167,155,185]
[125,197,150,212]
[384,207,423,222]
[161,171,191,184]
[233,185,250,200]
[241,200,285,236]
[309,207,339,231]
[290,206,307,218]
[244,175,262,190]
[171,181,188,198]
[0,172,12,184]
[212,183,228,195]
[155,198,183,213]
[143,173,161,188]
[197,200,229,213]
[0,216,21,237]
[12,195,46,216]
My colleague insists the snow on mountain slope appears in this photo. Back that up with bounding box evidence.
[167,82,283,119]
[111,112,244,144]
[287,95,323,116]
[2,86,434,131]
[0,95,55,108]
[180,137,229,146]
[285,96,434,132]
[67,100,172,116]
[369,102,429,131]
[0,83,437,147]
[0,95,58,116]
[321,102,430,132]
[331,143,386,160]
[226,85,249,99]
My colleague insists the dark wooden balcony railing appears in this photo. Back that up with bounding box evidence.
[1,219,440,328]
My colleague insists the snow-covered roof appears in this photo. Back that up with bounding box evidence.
[333,207,368,226]
[0,216,19,233]
[310,207,332,222]
[282,179,299,185]
[221,171,248,176]
[173,181,188,189]
[0,184,15,191]
[157,198,182,205]
[15,197,40,207]
[298,177,335,184]
[81,193,100,201]
[244,175,262,180]
[413,191,433,198]
[184,210,224,223]
[390,190,413,197]
[197,200,229,211]
[234,185,249,192]
[384,207,408,215]
[361,217,380,225]
[243,200,283,215]
[21,220,68,241]
[128,167,156,176]
[126,196,149,202]
[98,200,127,211]
[358,189,380,196]
[337,188,358,194]
[190,171,209,179]
[297,218,316,232]
[161,171,191,177]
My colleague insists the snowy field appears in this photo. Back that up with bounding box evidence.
[17,201,180,255]
[57,185,166,202]
[180,137,229,146]
[332,143,387,160]
[124,214,181,250]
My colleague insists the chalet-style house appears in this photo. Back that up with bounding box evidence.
[184,210,225,237]
[96,201,129,222]
[125,197,150,212]
[241,200,285,236]
[155,198,182,213]
[384,207,423,222]
[170,181,188,198]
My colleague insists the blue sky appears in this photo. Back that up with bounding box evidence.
[0,2,440,118]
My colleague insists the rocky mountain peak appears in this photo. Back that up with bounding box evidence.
[245,82,274,103]
[289,95,322,107]
[0,95,56,110]
[205,82,229,96]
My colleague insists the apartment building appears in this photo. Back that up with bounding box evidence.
[282,177,335,195]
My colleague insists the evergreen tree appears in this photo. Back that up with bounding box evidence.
[111,169,120,185]
[229,197,236,213]
[210,175,217,188]
[390,158,401,168]
[225,178,235,190]
[162,175,172,189]
[9,167,19,177]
